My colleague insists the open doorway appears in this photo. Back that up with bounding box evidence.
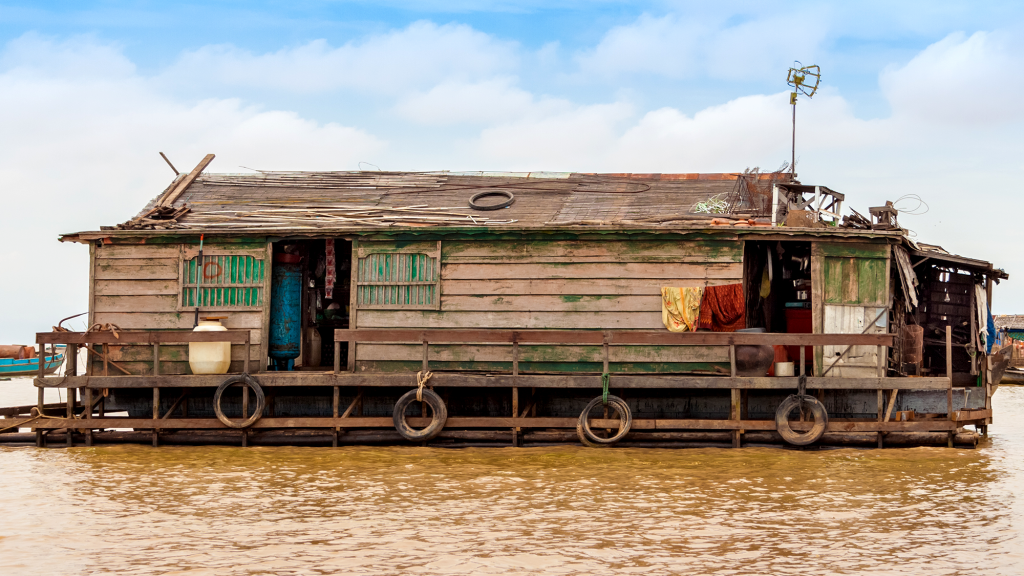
[743,240,813,364]
[269,239,352,371]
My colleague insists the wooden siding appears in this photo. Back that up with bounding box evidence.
[812,242,891,377]
[90,242,266,375]
[353,238,743,374]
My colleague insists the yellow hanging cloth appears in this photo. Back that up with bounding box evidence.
[661,287,703,332]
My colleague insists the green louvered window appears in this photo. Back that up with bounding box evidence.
[356,252,439,309]
[181,254,265,310]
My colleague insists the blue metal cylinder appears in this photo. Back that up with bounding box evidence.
[269,253,302,370]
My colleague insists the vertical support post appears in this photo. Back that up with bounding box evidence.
[152,387,159,447]
[334,341,341,374]
[421,338,429,417]
[242,386,249,448]
[103,343,109,377]
[36,386,44,447]
[511,386,519,447]
[729,343,740,447]
[67,344,78,378]
[602,334,610,375]
[969,288,978,376]
[799,346,805,376]
[84,387,93,447]
[731,388,742,449]
[947,325,954,448]
[153,343,160,376]
[38,342,45,380]
[244,331,251,374]
[333,385,340,448]
[66,384,75,448]
[512,340,519,377]
[512,336,520,447]
[877,344,885,449]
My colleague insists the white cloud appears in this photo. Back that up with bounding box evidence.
[0,34,384,340]
[575,12,827,81]
[394,77,571,125]
[881,29,1024,124]
[160,21,519,94]
[474,102,635,168]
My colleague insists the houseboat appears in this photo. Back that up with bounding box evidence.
[6,158,1011,448]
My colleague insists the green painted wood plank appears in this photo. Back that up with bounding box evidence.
[823,258,843,304]
[816,242,888,259]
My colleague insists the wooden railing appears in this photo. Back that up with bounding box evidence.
[333,328,895,377]
[36,330,252,379]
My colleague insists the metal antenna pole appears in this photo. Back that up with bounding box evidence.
[786,63,819,179]
[791,99,796,176]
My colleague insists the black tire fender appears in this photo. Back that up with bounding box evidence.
[469,190,515,211]
[775,394,828,446]
[576,395,632,446]
[213,374,265,429]
[393,388,448,441]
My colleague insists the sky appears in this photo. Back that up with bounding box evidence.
[1,0,1022,341]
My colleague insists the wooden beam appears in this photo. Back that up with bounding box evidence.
[38,372,953,390]
[954,409,992,421]
[158,154,215,207]
[25,416,959,432]
[38,330,250,345]
[333,328,892,347]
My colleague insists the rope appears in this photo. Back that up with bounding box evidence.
[85,323,122,339]
[0,415,41,433]
[601,372,610,405]
[416,371,433,402]
[0,407,79,433]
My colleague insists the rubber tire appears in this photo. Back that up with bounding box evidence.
[469,190,515,211]
[775,394,828,446]
[393,388,448,442]
[576,395,632,446]
[213,374,266,429]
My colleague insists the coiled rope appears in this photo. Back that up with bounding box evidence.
[416,370,433,402]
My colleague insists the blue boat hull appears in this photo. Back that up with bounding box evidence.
[0,349,65,377]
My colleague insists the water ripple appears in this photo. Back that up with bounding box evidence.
[1,388,1023,575]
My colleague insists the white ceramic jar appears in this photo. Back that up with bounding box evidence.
[189,317,232,374]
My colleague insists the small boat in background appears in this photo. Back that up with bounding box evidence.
[0,346,65,378]
[1001,367,1024,385]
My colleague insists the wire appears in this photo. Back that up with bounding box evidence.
[892,194,929,216]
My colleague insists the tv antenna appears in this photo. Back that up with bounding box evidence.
[786,63,820,177]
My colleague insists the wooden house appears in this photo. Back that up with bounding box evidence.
[20,159,1011,448]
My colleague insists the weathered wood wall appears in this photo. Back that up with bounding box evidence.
[811,242,891,377]
[89,241,267,375]
[354,237,743,374]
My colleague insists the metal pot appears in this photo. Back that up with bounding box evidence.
[735,327,775,377]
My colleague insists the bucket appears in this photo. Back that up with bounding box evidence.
[775,362,795,377]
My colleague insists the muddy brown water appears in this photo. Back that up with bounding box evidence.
[1,381,1022,575]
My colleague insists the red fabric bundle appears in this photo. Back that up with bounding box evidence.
[698,284,746,332]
